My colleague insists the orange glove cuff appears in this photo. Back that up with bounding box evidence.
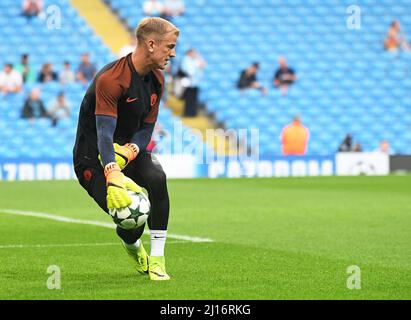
[104,162,122,181]
[124,143,139,161]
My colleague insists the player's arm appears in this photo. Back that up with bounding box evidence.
[110,122,154,171]
[115,71,163,168]
[130,122,155,153]
[96,114,138,169]
[95,76,141,209]
[96,115,116,166]
[95,74,121,167]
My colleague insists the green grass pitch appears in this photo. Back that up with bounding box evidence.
[0,175,410,299]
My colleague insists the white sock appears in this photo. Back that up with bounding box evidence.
[150,230,167,257]
[124,239,141,250]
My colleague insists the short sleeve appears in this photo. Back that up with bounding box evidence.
[95,74,123,118]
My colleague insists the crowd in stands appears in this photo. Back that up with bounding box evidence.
[2,0,407,155]
[21,88,71,126]
[143,0,185,22]
[0,50,95,127]
[2,53,96,89]
[237,56,296,96]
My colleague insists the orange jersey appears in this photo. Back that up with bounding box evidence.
[280,121,310,155]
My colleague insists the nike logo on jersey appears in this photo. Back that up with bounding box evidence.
[126,97,138,103]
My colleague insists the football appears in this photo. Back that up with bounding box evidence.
[109,190,151,229]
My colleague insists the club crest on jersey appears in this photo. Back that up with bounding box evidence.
[83,169,93,181]
[151,93,158,106]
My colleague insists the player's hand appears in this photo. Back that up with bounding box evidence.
[113,143,139,170]
[98,143,139,170]
[104,162,142,209]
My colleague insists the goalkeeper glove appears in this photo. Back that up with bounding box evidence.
[113,143,139,170]
[104,162,142,210]
[99,143,139,170]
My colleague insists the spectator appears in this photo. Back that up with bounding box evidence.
[280,116,309,156]
[76,53,97,85]
[48,91,71,127]
[353,143,363,152]
[118,35,137,58]
[60,61,75,85]
[148,123,168,153]
[38,63,58,83]
[273,56,297,96]
[0,63,23,95]
[161,63,174,103]
[22,0,43,19]
[384,20,411,53]
[21,88,48,122]
[338,134,353,152]
[163,0,185,21]
[374,140,395,155]
[15,54,36,83]
[374,140,393,155]
[338,134,363,152]
[143,0,165,17]
[172,66,189,99]
[237,62,267,94]
[180,49,206,117]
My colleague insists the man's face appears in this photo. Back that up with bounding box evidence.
[31,89,40,100]
[250,65,258,74]
[279,57,287,69]
[81,55,89,64]
[151,32,178,70]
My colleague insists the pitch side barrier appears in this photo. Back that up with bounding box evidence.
[204,152,390,178]
[0,152,391,180]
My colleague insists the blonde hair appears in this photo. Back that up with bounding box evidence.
[135,17,180,44]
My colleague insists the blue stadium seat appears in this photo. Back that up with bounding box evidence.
[1,0,411,158]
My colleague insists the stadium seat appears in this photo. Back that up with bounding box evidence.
[1,0,410,158]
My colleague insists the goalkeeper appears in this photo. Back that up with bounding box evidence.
[73,17,179,281]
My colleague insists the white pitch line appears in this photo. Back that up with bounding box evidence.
[0,240,189,249]
[0,209,214,243]
[0,242,119,249]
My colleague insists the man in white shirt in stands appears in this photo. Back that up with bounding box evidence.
[143,0,165,17]
[0,64,23,95]
[118,35,137,58]
[180,48,206,117]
